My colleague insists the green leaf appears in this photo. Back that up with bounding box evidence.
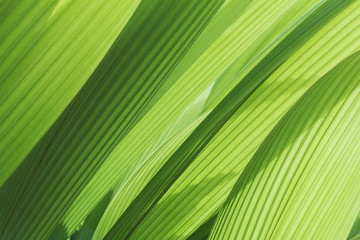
[187,214,218,240]
[209,52,360,240]
[92,86,212,240]
[349,210,360,239]
[1,0,360,239]
[0,0,223,239]
[91,1,326,232]
[126,1,360,238]
[104,0,357,239]
[63,0,323,233]
[351,234,360,240]
[0,0,141,185]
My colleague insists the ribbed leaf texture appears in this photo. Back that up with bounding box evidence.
[0,0,359,239]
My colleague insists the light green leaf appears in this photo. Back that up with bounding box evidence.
[0,0,141,185]
[210,52,360,240]
[127,0,360,238]
[93,111,208,240]
[62,0,324,234]
[1,0,359,239]
[104,0,355,239]
[0,0,223,239]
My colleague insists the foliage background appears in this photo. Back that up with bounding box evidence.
[1,0,360,239]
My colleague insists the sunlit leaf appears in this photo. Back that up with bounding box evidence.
[1,0,359,239]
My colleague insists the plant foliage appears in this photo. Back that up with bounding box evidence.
[1,0,360,239]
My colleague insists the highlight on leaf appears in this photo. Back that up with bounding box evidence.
[0,0,359,239]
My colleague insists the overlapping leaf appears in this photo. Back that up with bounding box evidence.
[0,0,141,185]
[126,1,360,238]
[1,0,359,239]
[209,52,360,240]
[0,0,223,238]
